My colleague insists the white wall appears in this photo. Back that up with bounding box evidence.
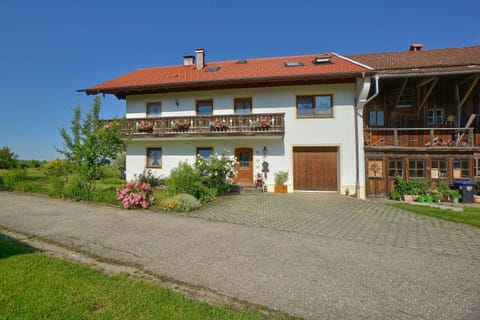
[124,84,361,194]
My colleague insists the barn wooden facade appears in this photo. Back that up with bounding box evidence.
[349,45,480,197]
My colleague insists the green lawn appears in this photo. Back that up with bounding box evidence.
[0,236,284,320]
[390,203,480,228]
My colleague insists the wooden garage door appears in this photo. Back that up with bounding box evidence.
[293,147,338,191]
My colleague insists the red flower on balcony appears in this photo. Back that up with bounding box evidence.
[137,120,153,133]
[209,119,229,131]
[172,119,190,131]
[250,118,272,130]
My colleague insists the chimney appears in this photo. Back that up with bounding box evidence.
[183,55,194,66]
[409,43,424,51]
[195,48,205,69]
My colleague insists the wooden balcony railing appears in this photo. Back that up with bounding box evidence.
[364,127,477,149]
[122,113,285,138]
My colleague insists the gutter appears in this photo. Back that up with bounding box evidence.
[375,69,480,79]
[354,74,379,198]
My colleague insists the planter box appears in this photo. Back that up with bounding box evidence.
[274,185,287,193]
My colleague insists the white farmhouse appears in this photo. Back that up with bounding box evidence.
[81,49,374,197]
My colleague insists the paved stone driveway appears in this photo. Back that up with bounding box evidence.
[184,193,480,260]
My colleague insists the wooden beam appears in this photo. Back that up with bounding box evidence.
[459,75,480,109]
[416,77,437,88]
[417,78,438,114]
[394,78,409,107]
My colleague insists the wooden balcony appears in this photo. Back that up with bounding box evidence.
[123,113,285,139]
[364,127,479,151]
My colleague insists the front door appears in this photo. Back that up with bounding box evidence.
[235,148,253,185]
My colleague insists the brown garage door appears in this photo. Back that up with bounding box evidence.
[293,147,338,191]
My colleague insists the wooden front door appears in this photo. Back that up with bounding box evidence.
[366,158,386,197]
[293,147,338,191]
[235,148,253,185]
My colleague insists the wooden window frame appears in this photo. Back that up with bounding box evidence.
[408,159,425,178]
[146,148,162,168]
[369,110,385,127]
[474,158,480,178]
[395,87,413,108]
[196,147,213,159]
[453,159,470,179]
[196,99,213,116]
[388,159,403,178]
[431,159,447,179]
[234,97,252,114]
[296,94,333,118]
[146,102,162,118]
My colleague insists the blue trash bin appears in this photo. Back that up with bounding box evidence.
[453,180,475,203]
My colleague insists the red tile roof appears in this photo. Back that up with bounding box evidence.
[80,53,372,98]
[347,46,480,76]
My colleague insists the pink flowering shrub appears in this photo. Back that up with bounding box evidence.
[116,181,155,209]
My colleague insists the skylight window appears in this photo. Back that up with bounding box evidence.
[284,61,304,67]
[206,66,220,72]
[313,56,332,64]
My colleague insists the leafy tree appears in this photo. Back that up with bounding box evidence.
[56,96,127,198]
[0,146,19,169]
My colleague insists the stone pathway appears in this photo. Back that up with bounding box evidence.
[184,193,480,260]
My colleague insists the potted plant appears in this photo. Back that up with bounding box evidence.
[274,171,288,193]
[171,119,190,131]
[445,189,461,204]
[137,120,153,133]
[250,118,272,131]
[209,119,228,131]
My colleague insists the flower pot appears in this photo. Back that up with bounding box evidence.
[403,195,415,202]
[452,198,459,204]
[473,195,480,204]
[274,185,287,193]
[416,196,425,203]
[425,196,433,203]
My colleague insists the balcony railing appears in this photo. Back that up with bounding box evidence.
[364,127,477,149]
[123,113,285,138]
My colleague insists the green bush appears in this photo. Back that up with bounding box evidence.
[393,176,429,196]
[43,158,69,178]
[389,189,401,200]
[101,177,126,186]
[62,174,91,201]
[165,162,217,203]
[2,169,27,191]
[161,193,201,212]
[194,154,236,195]
[47,176,66,197]
[92,187,119,205]
[134,169,163,188]
[12,181,43,193]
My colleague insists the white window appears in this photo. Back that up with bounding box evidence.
[427,108,443,125]
[146,102,162,118]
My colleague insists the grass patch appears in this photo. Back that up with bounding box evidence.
[391,203,480,228]
[0,236,274,320]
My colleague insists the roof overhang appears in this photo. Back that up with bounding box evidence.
[79,71,375,99]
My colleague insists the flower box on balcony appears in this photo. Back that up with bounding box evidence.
[209,120,229,131]
[250,118,272,131]
[171,119,190,131]
[137,120,153,133]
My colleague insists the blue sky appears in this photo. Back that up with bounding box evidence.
[0,0,478,160]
